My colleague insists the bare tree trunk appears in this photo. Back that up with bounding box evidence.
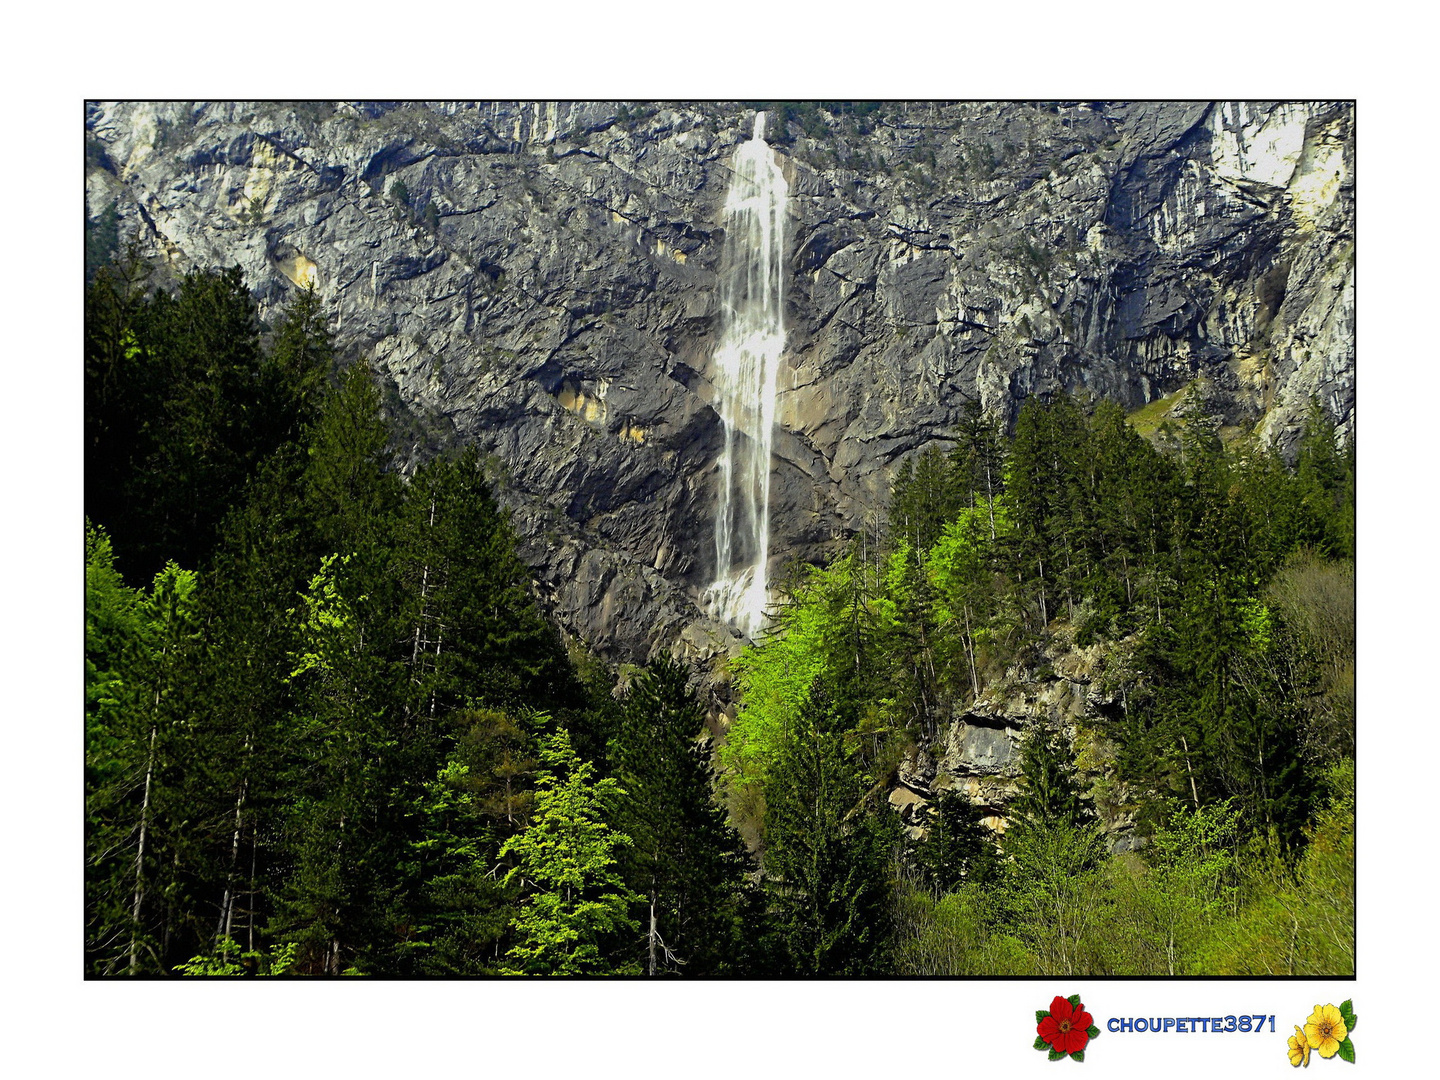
[128,719,158,975]
[648,890,658,977]
[962,604,980,699]
[217,736,252,950]
[1180,734,1200,810]
[247,830,258,953]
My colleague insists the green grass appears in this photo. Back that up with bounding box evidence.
[1125,385,1190,437]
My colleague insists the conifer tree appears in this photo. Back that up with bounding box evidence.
[888,445,965,556]
[955,398,1005,533]
[84,535,203,974]
[908,790,999,894]
[396,448,576,720]
[762,682,896,975]
[1009,724,1095,833]
[1006,397,1058,630]
[610,655,749,975]
[500,727,640,975]
[304,363,402,563]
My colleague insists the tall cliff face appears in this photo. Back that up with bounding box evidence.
[85,100,1355,669]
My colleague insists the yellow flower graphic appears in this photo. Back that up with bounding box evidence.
[1287,1025,1311,1067]
[1304,1004,1348,1059]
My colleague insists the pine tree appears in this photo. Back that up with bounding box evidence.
[908,789,999,894]
[609,655,749,975]
[1009,725,1095,833]
[84,535,203,974]
[762,682,896,975]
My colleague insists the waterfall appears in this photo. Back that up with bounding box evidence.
[706,111,787,638]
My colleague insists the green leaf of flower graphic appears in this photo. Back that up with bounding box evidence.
[1337,1037,1355,1063]
[1037,1010,1051,1025]
[1338,1000,1357,1030]
[1087,1025,1100,1039]
[1067,994,1082,1009]
[1048,1049,1065,1061]
[1070,1051,1085,1062]
[1034,1036,1049,1051]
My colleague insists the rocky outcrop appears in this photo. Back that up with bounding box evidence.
[889,635,1134,841]
[85,100,1355,680]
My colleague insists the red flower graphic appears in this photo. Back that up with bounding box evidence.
[1038,995,1094,1056]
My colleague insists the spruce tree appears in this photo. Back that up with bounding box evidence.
[762,681,896,975]
[84,537,204,973]
[1009,724,1095,832]
[908,789,999,894]
[395,448,576,719]
[1006,397,1057,630]
[609,655,749,975]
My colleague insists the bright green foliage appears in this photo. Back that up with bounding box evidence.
[926,497,1012,698]
[1267,551,1355,762]
[1115,800,1240,974]
[175,937,298,977]
[725,390,1352,976]
[1196,759,1354,975]
[82,251,1354,976]
[85,265,629,976]
[84,543,202,974]
[894,887,1035,976]
[996,819,1112,973]
[388,708,541,975]
[272,553,404,974]
[725,559,852,784]
[398,755,520,975]
[85,523,145,972]
[85,522,142,788]
[889,445,968,555]
[500,727,640,975]
[727,539,929,790]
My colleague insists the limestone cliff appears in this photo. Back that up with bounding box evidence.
[85,100,1355,679]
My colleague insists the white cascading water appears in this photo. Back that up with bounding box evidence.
[706,111,787,638]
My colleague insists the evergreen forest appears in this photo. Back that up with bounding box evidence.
[85,258,1354,977]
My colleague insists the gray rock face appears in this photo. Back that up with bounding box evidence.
[85,100,1355,672]
[944,719,1021,777]
[889,634,1135,836]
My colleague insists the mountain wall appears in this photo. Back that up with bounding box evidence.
[85,100,1355,674]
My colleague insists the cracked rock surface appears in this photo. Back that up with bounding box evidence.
[86,100,1355,674]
